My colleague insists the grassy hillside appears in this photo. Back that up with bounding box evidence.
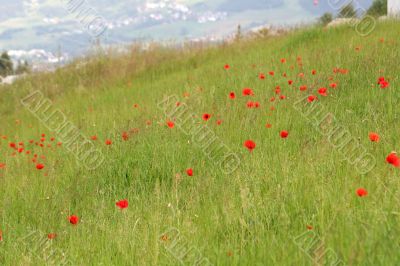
[1,21,400,265]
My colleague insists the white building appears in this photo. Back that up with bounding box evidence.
[388,0,400,17]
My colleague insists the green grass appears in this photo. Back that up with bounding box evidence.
[1,21,400,265]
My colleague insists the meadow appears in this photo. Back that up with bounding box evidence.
[0,20,400,265]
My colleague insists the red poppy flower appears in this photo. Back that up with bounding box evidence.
[265,123,272,128]
[306,225,313,230]
[369,132,380,142]
[18,148,24,153]
[275,86,281,95]
[247,101,254,108]
[47,233,57,240]
[307,95,317,102]
[9,142,16,149]
[379,80,389,89]
[167,121,175,128]
[356,188,368,197]
[312,70,317,75]
[299,85,307,91]
[105,139,112,145]
[116,199,129,209]
[0,163,5,169]
[224,64,230,70]
[69,215,79,225]
[91,136,98,141]
[254,102,260,108]
[281,58,286,63]
[280,130,289,138]
[329,83,337,88]
[216,120,222,125]
[279,95,286,100]
[259,73,265,80]
[318,88,328,96]
[270,97,276,102]
[229,92,236,99]
[386,152,400,167]
[269,71,274,76]
[288,80,293,85]
[186,168,193,176]
[36,164,44,170]
[202,113,211,121]
[122,132,129,141]
[244,140,256,152]
[242,88,254,96]
[377,77,385,84]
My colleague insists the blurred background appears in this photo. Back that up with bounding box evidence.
[0,0,379,71]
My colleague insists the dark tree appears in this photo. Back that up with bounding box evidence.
[319,12,333,25]
[367,0,387,17]
[0,51,13,77]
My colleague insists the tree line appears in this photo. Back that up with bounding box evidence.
[319,0,388,26]
[0,51,30,77]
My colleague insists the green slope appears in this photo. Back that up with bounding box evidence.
[0,21,399,265]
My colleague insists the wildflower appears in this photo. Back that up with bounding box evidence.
[47,233,57,240]
[244,140,256,152]
[386,152,400,167]
[318,88,328,96]
[356,188,368,197]
[167,121,175,128]
[299,85,307,91]
[280,130,289,138]
[69,215,79,225]
[242,88,254,96]
[202,113,211,121]
[307,95,317,102]
[122,132,129,141]
[116,199,129,209]
[186,168,193,176]
[369,132,379,142]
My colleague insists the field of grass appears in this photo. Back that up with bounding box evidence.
[1,21,400,265]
